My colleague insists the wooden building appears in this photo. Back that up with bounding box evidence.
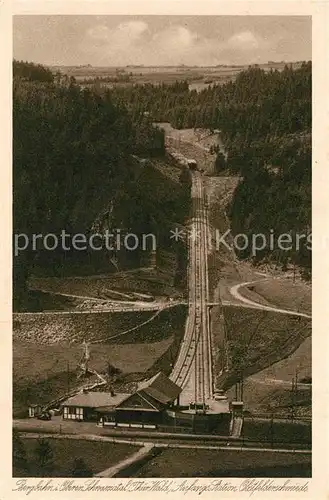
[61,391,129,422]
[61,372,182,428]
[97,372,182,429]
[28,404,43,418]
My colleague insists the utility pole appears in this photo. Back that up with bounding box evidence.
[240,370,244,402]
[223,313,230,372]
[67,361,70,395]
[194,331,198,411]
[294,369,299,419]
[290,377,295,421]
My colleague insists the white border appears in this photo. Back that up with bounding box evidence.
[2,1,329,499]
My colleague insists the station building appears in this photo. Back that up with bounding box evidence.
[97,371,182,429]
[61,371,182,429]
[61,371,232,434]
[61,391,129,422]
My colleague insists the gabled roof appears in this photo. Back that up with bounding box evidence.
[61,392,129,409]
[137,371,182,404]
[115,391,163,412]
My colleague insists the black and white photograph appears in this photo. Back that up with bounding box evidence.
[11,11,315,483]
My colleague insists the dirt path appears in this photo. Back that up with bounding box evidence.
[30,287,175,312]
[229,280,311,319]
[95,444,154,477]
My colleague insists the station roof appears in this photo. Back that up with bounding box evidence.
[61,372,181,412]
[137,371,182,404]
[61,392,129,409]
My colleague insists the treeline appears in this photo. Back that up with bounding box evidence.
[13,60,54,83]
[13,61,190,310]
[107,63,311,277]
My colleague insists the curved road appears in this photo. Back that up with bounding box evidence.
[230,280,311,319]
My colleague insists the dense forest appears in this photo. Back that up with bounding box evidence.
[13,61,190,310]
[107,63,312,277]
[13,60,311,309]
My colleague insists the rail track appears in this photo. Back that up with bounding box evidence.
[170,172,213,405]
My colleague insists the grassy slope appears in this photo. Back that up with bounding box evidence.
[14,310,154,344]
[30,264,180,299]
[13,305,187,416]
[13,154,189,415]
[205,176,242,301]
[244,279,311,315]
[134,448,311,478]
[14,437,138,477]
[219,307,311,383]
[227,336,312,416]
[242,419,311,444]
[216,307,311,417]
[13,305,186,345]
[211,303,311,410]
[205,175,311,416]
[13,339,171,416]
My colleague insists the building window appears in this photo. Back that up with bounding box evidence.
[63,406,83,420]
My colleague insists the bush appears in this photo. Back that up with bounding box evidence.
[71,457,93,477]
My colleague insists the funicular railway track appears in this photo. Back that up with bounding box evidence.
[170,171,213,406]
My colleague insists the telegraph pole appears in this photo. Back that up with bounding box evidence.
[290,377,295,421]
[67,361,70,395]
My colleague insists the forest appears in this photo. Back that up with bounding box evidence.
[13,60,311,308]
[108,63,312,277]
[13,61,190,310]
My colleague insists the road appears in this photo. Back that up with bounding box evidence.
[230,280,311,319]
[170,172,213,406]
[13,299,180,315]
[14,425,311,452]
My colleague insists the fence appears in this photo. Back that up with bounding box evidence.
[241,416,312,448]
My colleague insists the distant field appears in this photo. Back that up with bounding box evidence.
[134,448,311,477]
[14,436,137,477]
[51,62,305,88]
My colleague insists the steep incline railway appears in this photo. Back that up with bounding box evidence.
[170,171,213,406]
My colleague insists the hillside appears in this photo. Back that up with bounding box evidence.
[107,63,311,278]
[13,61,191,311]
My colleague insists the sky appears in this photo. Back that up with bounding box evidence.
[13,16,312,67]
